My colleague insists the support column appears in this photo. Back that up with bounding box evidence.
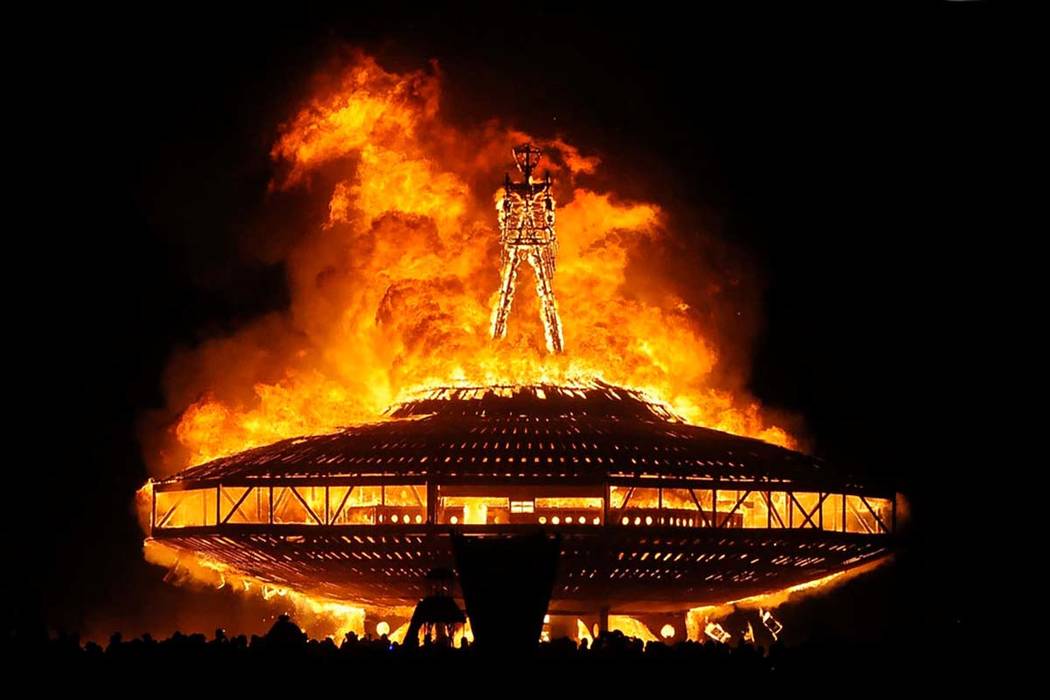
[427,481,437,524]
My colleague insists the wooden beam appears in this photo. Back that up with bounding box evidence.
[221,486,254,525]
[157,497,180,529]
[765,492,786,529]
[860,496,889,534]
[689,489,711,528]
[847,498,875,534]
[788,492,818,529]
[290,487,323,525]
[718,490,750,529]
[328,486,355,525]
[410,485,426,509]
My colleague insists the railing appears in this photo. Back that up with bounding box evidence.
[152,483,895,536]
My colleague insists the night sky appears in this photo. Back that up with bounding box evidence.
[15,4,1012,642]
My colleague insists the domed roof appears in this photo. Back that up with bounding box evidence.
[159,383,880,494]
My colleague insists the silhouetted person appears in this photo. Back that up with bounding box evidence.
[264,614,306,649]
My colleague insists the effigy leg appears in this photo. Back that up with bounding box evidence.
[490,248,522,340]
[528,247,564,353]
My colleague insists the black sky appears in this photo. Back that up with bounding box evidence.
[13,4,1017,641]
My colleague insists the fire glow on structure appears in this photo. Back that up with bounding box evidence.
[137,51,902,644]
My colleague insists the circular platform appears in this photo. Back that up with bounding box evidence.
[148,383,897,613]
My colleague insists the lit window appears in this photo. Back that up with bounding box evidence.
[510,500,535,514]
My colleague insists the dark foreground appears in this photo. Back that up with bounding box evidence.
[8,615,973,683]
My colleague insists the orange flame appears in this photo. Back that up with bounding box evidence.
[143,539,375,640]
[148,51,794,475]
[685,557,890,641]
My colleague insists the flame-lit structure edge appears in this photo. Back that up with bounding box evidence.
[143,383,899,632]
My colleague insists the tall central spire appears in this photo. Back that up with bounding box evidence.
[489,144,565,353]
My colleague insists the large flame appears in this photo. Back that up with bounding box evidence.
[148,49,793,476]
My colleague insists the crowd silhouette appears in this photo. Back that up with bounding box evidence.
[7,613,958,677]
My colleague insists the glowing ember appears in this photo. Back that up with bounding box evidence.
[704,622,732,644]
[759,608,783,641]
